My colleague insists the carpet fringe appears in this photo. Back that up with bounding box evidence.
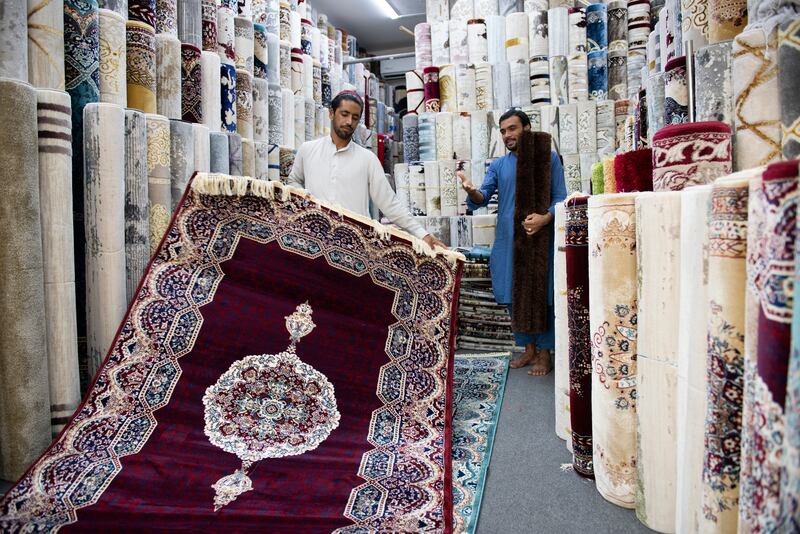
[560,463,574,472]
[190,173,466,265]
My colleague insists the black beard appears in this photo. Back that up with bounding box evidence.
[334,125,354,141]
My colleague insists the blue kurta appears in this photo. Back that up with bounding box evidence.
[467,150,567,346]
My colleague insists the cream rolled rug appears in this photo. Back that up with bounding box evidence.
[123,108,149,305]
[241,136,255,177]
[193,122,210,173]
[675,184,712,534]
[700,169,758,534]
[554,202,572,448]
[453,112,472,161]
[424,160,441,216]
[252,77,268,143]
[409,162,427,216]
[209,130,229,173]
[156,32,181,120]
[292,93,304,150]
[267,82,282,146]
[169,119,194,210]
[0,77,49,483]
[588,192,639,509]
[281,87,294,149]
[0,1,29,81]
[146,113,172,254]
[439,159,459,217]
[733,28,781,171]
[254,140,268,180]
[471,109,489,162]
[98,8,126,107]
[177,0,202,48]
[200,50,220,133]
[83,102,127,380]
[635,191,681,533]
[27,0,65,89]
[236,68,254,139]
[435,111,454,161]
[394,163,410,213]
[37,88,79,439]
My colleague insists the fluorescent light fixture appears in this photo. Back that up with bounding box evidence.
[373,0,399,18]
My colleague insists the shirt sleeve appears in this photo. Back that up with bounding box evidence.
[286,143,305,189]
[368,155,429,240]
[549,151,567,216]
[465,161,499,211]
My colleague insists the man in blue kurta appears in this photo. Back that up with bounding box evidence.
[458,109,567,376]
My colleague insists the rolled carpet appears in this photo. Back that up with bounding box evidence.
[511,131,552,333]
[37,89,80,438]
[98,9,127,107]
[602,156,616,193]
[177,0,202,48]
[733,28,781,171]
[181,43,202,124]
[566,196,593,477]
[241,137,255,177]
[588,192,639,508]
[613,148,652,192]
[201,0,217,52]
[278,145,294,182]
[423,66,440,113]
[554,203,572,447]
[155,32,181,119]
[156,0,177,35]
[651,121,732,192]
[146,113,171,253]
[200,50,220,132]
[221,62,236,132]
[424,160,441,216]
[234,16,254,74]
[267,82,282,145]
[252,77,268,143]
[739,160,798,533]
[439,64,457,113]
[169,119,194,210]
[700,168,757,534]
[439,160,459,217]
[0,78,49,482]
[635,190,682,534]
[708,0,746,43]
[695,41,734,127]
[0,0,28,82]
[591,161,604,194]
[779,19,800,160]
[192,122,210,172]
[675,184,712,534]
[236,68,253,139]
[664,56,689,125]
[123,108,149,303]
[435,112,454,161]
[129,0,156,28]
[228,132,243,175]
[83,102,126,379]
[27,0,65,89]
[126,20,156,114]
[403,114,419,163]
[209,130,229,173]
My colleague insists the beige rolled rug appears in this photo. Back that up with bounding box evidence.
[156,32,182,120]
[554,201,572,448]
[146,113,172,254]
[0,1,28,81]
[193,122,210,173]
[169,119,195,210]
[588,192,639,509]
[675,184,712,534]
[37,88,79,439]
[200,50,221,133]
[98,9,126,107]
[27,0,65,89]
[733,28,781,171]
[699,168,760,534]
[241,137,256,177]
[123,108,149,303]
[83,102,127,378]
[0,78,50,481]
[635,191,682,533]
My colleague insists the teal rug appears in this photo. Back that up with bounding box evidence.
[452,353,510,534]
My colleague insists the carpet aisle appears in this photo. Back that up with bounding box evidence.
[476,366,653,534]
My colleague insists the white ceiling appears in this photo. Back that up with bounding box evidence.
[310,0,425,54]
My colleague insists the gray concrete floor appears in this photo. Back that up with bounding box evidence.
[475,365,653,534]
[0,366,653,533]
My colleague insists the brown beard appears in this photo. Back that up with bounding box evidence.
[333,124,354,141]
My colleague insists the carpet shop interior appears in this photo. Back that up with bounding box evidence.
[0,0,799,532]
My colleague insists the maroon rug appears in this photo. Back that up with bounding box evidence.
[613,148,653,192]
[651,121,732,192]
[566,196,593,478]
[0,174,461,533]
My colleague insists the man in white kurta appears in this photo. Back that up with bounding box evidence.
[288,91,442,249]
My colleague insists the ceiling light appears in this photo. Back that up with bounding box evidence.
[372,0,400,19]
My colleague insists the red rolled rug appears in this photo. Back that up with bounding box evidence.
[423,66,441,113]
[566,195,593,478]
[651,121,733,192]
[614,148,654,192]
[0,174,461,533]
